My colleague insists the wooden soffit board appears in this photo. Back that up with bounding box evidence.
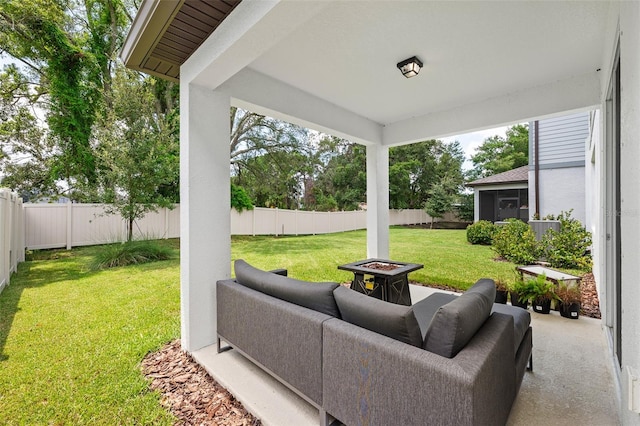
[123,0,241,82]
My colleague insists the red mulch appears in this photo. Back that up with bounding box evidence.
[579,272,601,319]
[141,340,261,426]
[143,274,601,425]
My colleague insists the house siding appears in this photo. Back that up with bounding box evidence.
[529,112,589,226]
[531,112,589,168]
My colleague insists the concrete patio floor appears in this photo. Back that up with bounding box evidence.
[193,285,620,426]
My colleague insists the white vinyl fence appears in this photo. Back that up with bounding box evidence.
[24,203,181,250]
[22,204,463,250]
[0,189,25,294]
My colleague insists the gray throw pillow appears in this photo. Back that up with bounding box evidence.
[423,279,495,358]
[234,259,340,317]
[333,286,423,347]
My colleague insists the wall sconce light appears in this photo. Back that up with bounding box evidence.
[397,56,423,78]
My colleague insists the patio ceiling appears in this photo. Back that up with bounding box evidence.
[123,1,612,144]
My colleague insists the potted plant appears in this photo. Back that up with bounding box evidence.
[556,281,581,319]
[494,278,509,304]
[518,273,558,314]
[509,276,531,310]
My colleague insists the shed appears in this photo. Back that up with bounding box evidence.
[467,166,529,223]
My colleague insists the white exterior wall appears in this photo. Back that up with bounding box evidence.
[619,2,640,423]
[531,167,586,226]
[586,111,601,295]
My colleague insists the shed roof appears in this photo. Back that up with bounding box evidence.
[467,165,529,187]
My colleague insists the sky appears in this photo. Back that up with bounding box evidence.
[442,127,509,171]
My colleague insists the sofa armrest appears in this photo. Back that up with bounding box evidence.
[322,313,516,426]
[217,279,332,406]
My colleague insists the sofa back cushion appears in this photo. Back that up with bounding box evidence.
[423,278,495,358]
[234,259,340,317]
[333,286,423,347]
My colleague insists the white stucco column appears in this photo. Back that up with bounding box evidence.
[366,144,389,259]
[180,83,231,352]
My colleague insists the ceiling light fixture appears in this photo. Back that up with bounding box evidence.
[397,56,423,78]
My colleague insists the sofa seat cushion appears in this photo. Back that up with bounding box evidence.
[234,259,340,317]
[411,292,458,341]
[491,303,531,353]
[333,286,423,347]
[423,279,495,358]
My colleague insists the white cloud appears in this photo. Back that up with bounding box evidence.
[442,126,510,171]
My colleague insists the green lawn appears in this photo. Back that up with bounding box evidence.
[233,227,518,289]
[0,228,518,423]
[0,245,181,425]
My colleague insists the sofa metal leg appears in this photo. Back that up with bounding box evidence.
[319,409,341,426]
[527,353,533,371]
[319,409,330,426]
[217,337,233,354]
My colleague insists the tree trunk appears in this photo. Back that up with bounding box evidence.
[128,218,133,242]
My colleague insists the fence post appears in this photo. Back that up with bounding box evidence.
[1,189,8,290]
[274,207,278,236]
[164,207,169,239]
[295,209,298,236]
[17,198,24,262]
[66,202,73,250]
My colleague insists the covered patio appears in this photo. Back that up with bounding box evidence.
[194,285,619,425]
[123,1,640,424]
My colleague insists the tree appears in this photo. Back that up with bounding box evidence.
[425,177,457,228]
[311,139,366,211]
[92,65,177,242]
[455,192,474,222]
[233,150,311,210]
[389,140,465,209]
[0,0,144,199]
[469,124,529,179]
[231,183,253,212]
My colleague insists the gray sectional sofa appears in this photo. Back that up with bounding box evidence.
[217,259,532,426]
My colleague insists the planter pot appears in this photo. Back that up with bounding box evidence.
[495,290,508,304]
[559,302,581,319]
[532,298,552,314]
[510,292,528,309]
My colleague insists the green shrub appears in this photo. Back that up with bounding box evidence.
[540,210,592,270]
[466,220,497,245]
[491,219,539,265]
[90,240,174,270]
[517,273,559,304]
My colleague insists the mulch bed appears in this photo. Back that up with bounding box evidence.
[143,273,601,425]
[141,340,261,426]
[579,272,601,319]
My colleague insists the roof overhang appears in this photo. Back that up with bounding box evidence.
[123,0,616,144]
[121,0,241,82]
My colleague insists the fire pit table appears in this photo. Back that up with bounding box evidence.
[338,258,423,306]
